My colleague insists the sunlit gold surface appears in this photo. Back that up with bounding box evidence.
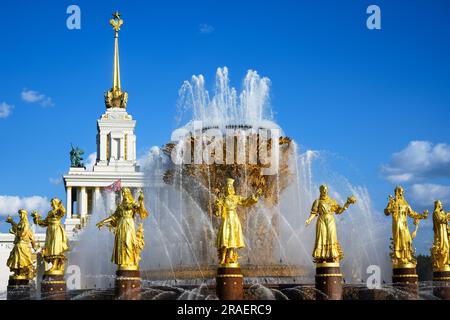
[431,200,450,270]
[44,269,64,276]
[214,178,260,266]
[305,185,356,264]
[32,199,69,275]
[393,263,417,269]
[104,11,128,109]
[434,266,450,272]
[316,262,340,268]
[97,188,148,271]
[384,186,428,266]
[219,262,241,268]
[6,210,38,280]
[142,264,307,281]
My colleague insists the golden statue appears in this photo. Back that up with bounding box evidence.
[214,178,260,266]
[32,198,69,275]
[305,185,356,263]
[6,210,38,280]
[384,186,428,267]
[431,200,450,271]
[96,188,148,270]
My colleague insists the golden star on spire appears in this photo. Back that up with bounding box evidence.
[112,11,121,20]
[110,11,123,32]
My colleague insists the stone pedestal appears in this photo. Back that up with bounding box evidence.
[7,278,31,300]
[216,264,244,300]
[392,265,418,299]
[115,270,141,300]
[315,263,343,300]
[41,273,66,300]
[433,269,450,300]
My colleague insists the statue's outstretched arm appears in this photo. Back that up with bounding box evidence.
[407,204,428,220]
[214,199,223,217]
[96,207,119,230]
[238,190,261,208]
[408,204,429,239]
[335,196,357,215]
[6,216,17,233]
[384,196,395,216]
[31,211,48,227]
[96,215,115,230]
[135,191,149,219]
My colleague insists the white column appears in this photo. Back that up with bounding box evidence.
[79,187,88,218]
[94,187,101,215]
[111,138,117,161]
[132,135,136,163]
[120,137,125,160]
[100,133,107,161]
[66,186,72,218]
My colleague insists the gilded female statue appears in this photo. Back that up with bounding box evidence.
[305,185,356,263]
[431,200,450,270]
[96,188,148,270]
[6,210,38,279]
[384,186,428,267]
[32,198,69,274]
[214,178,260,266]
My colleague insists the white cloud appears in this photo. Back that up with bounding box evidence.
[0,195,51,217]
[199,23,214,34]
[381,141,450,184]
[85,152,97,171]
[409,183,450,207]
[0,102,13,118]
[21,89,55,107]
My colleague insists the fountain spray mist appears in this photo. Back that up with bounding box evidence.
[71,67,391,290]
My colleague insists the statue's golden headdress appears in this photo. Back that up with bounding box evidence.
[395,186,404,195]
[226,178,235,186]
[122,187,134,201]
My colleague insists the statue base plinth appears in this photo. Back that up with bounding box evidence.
[315,262,343,300]
[433,270,450,300]
[115,270,141,300]
[392,265,418,299]
[216,265,244,300]
[7,278,31,300]
[41,274,66,300]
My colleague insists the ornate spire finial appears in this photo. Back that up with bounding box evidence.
[110,11,123,33]
[104,11,128,109]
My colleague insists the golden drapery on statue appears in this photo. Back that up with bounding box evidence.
[6,210,38,279]
[306,185,356,263]
[97,188,148,271]
[214,178,260,266]
[32,198,69,275]
[431,200,450,271]
[384,186,428,267]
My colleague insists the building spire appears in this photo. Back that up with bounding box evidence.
[105,11,128,109]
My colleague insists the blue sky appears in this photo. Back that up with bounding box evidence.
[0,0,450,254]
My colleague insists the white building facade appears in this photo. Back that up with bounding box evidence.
[64,106,145,235]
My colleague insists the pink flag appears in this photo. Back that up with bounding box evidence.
[105,179,122,192]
